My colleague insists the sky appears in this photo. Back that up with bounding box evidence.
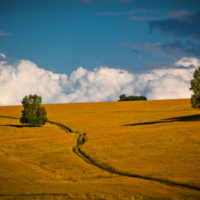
[0,0,200,105]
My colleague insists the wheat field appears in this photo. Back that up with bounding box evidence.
[0,99,200,199]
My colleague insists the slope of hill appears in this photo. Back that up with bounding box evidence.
[0,99,200,200]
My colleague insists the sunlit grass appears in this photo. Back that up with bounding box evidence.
[0,99,200,199]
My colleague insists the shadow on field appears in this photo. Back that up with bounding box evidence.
[124,114,200,126]
[0,116,42,127]
[0,124,40,128]
[0,115,19,119]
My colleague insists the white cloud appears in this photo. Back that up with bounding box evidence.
[144,73,191,100]
[0,55,199,106]
[0,53,6,58]
[175,57,200,67]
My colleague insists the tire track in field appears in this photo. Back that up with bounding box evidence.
[72,132,200,192]
[1,115,200,192]
[47,120,73,133]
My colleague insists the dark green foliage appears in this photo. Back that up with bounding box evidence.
[190,66,200,109]
[20,94,47,126]
[118,94,147,101]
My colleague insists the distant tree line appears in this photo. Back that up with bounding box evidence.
[118,94,147,101]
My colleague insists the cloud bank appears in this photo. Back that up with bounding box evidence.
[0,54,199,106]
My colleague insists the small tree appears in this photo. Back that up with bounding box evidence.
[119,94,127,101]
[118,94,147,101]
[20,94,48,126]
[190,66,200,109]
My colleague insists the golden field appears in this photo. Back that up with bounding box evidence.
[0,99,200,199]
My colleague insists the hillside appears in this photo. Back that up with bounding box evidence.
[0,99,200,200]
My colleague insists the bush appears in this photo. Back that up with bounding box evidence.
[20,94,48,126]
[118,94,147,101]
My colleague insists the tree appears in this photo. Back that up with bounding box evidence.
[20,94,48,126]
[190,66,200,110]
[118,94,147,101]
[119,94,127,101]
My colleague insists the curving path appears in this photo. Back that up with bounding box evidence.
[1,115,200,192]
[72,130,200,192]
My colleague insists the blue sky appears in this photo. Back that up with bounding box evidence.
[0,0,200,105]
[1,0,199,74]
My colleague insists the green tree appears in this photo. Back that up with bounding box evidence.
[119,94,127,101]
[190,66,200,109]
[118,94,147,101]
[20,94,48,126]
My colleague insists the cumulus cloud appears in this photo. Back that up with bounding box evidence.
[0,54,199,106]
[175,57,200,67]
